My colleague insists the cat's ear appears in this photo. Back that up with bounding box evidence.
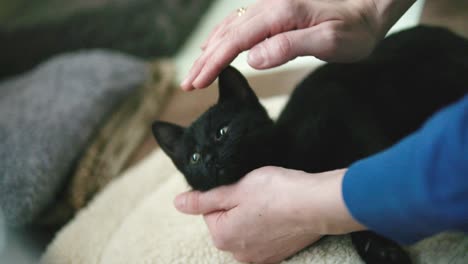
[152,121,185,158]
[218,66,258,104]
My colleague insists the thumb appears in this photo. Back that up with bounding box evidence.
[247,25,336,69]
[174,185,237,215]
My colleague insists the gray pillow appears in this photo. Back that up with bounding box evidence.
[0,50,147,226]
[0,208,5,251]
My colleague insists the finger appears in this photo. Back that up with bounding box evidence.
[191,13,281,89]
[174,186,237,215]
[201,11,238,50]
[191,42,240,89]
[180,6,255,91]
[187,1,288,89]
[181,42,220,90]
[247,21,356,68]
[245,26,321,69]
[182,9,260,90]
[202,4,260,51]
[185,2,299,89]
[181,45,215,90]
[180,56,204,90]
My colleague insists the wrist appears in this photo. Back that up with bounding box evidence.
[322,169,367,234]
[296,169,367,235]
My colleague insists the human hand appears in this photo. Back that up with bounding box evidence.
[180,0,415,90]
[174,166,365,263]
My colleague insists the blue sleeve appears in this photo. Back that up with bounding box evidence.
[343,94,468,244]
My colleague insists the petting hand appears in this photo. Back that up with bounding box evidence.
[174,166,365,263]
[180,0,415,90]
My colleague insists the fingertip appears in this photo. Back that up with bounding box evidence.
[180,78,189,89]
[247,46,267,69]
[192,80,203,90]
[180,76,196,91]
[180,83,194,91]
[174,193,187,212]
[192,75,211,90]
[192,63,223,89]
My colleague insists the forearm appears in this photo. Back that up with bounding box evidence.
[343,94,468,244]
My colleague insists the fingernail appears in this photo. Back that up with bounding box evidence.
[174,194,186,209]
[192,73,205,89]
[192,77,201,89]
[248,47,265,67]
[180,78,190,90]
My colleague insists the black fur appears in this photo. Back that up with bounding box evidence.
[152,26,468,264]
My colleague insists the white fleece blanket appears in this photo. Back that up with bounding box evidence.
[41,96,468,264]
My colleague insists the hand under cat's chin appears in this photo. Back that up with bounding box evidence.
[245,167,365,236]
[174,166,366,263]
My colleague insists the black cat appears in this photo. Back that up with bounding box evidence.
[152,26,468,264]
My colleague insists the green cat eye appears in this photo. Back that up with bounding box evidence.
[190,153,201,164]
[215,126,229,141]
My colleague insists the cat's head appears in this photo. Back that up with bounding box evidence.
[152,66,274,191]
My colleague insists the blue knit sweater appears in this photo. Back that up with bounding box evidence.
[343,94,468,244]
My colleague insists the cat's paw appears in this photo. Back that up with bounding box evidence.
[351,231,412,264]
[368,244,411,264]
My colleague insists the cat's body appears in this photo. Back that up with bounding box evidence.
[274,26,468,173]
[152,26,468,264]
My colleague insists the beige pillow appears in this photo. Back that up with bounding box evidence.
[41,95,468,264]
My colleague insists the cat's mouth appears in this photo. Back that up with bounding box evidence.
[218,168,226,177]
[214,162,253,188]
[213,166,232,187]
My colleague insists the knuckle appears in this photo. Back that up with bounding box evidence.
[323,29,340,49]
[279,0,295,15]
[273,34,293,59]
[217,26,230,39]
[278,0,305,23]
[318,27,341,60]
[254,165,279,176]
[268,1,296,31]
[188,192,201,212]
[226,27,240,42]
[247,167,265,179]
[192,57,203,70]
[216,28,244,53]
[243,166,276,186]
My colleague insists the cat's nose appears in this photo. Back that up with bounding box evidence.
[204,153,214,162]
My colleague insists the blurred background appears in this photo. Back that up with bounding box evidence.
[0,0,429,83]
[0,0,216,262]
[0,0,214,80]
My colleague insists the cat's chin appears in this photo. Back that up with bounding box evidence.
[189,170,245,191]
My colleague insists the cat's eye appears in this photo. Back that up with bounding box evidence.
[190,153,201,164]
[215,126,229,141]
